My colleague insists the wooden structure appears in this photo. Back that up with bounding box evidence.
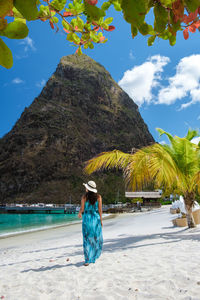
[125,191,162,208]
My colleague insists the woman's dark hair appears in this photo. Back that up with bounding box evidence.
[85,191,98,205]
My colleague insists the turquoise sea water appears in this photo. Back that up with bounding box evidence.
[0,213,79,237]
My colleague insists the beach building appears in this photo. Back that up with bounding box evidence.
[125,191,162,208]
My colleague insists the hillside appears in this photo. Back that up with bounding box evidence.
[0,54,154,204]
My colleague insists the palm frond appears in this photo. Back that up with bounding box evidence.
[171,137,199,177]
[84,128,200,197]
[156,128,174,145]
[185,128,199,141]
[191,171,200,194]
[84,150,132,175]
[125,144,185,191]
[124,146,152,190]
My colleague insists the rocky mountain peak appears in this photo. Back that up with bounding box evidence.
[0,54,154,204]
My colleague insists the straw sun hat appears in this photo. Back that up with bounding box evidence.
[83,181,97,193]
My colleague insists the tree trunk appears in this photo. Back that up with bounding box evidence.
[184,192,196,228]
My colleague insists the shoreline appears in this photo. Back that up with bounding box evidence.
[0,213,116,241]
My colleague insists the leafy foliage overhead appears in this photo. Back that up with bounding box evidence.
[85,128,200,196]
[0,0,200,68]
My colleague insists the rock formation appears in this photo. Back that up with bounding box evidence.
[0,54,154,204]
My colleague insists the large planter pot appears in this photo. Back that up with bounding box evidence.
[172,217,188,227]
[192,209,200,225]
[172,218,177,226]
[170,208,180,214]
[172,210,200,227]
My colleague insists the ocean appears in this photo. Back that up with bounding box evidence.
[0,213,79,237]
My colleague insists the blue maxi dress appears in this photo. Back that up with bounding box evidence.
[82,200,103,263]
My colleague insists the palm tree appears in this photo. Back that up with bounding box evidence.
[85,128,200,228]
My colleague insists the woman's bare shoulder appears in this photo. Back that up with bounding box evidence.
[97,194,102,201]
[81,195,86,201]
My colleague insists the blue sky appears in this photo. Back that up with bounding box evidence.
[1,6,200,145]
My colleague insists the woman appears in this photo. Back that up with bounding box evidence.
[78,180,103,266]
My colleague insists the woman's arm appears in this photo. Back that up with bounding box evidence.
[98,195,103,226]
[78,196,85,218]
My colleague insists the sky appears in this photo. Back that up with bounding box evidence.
[1,6,200,145]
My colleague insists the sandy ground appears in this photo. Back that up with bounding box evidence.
[1,206,200,300]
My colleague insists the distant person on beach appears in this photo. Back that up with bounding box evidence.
[137,201,141,211]
[78,180,103,266]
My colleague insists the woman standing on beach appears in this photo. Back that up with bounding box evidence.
[78,181,103,266]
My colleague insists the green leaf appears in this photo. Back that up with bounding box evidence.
[131,24,138,38]
[77,17,84,30]
[154,3,168,33]
[13,0,38,20]
[101,2,111,10]
[113,1,121,11]
[88,41,94,49]
[51,0,67,11]
[83,42,89,49]
[0,18,7,31]
[170,13,181,32]
[52,16,59,23]
[14,17,26,24]
[62,20,70,30]
[139,22,149,35]
[90,31,99,42]
[66,32,74,41]
[185,129,199,141]
[169,33,176,45]
[77,46,82,56]
[13,6,25,19]
[73,1,84,13]
[0,38,13,69]
[0,0,13,17]
[147,24,155,35]
[84,1,105,21]
[84,23,91,31]
[159,30,170,40]
[68,3,74,9]
[101,22,109,29]
[38,5,49,17]
[82,33,90,40]
[2,21,29,39]
[71,18,78,27]
[104,17,113,25]
[160,0,176,7]
[121,0,148,26]
[147,35,156,46]
[72,32,80,43]
[184,0,200,12]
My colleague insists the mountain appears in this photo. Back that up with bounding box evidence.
[0,54,154,204]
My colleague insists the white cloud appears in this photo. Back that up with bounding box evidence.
[12,78,24,84]
[16,37,36,59]
[129,50,134,60]
[118,55,170,106]
[191,137,200,144]
[157,54,200,108]
[36,79,46,88]
[159,140,166,145]
[20,37,36,52]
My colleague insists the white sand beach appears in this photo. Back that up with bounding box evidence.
[1,206,200,300]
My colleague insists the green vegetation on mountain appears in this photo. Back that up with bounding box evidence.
[0,54,154,204]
